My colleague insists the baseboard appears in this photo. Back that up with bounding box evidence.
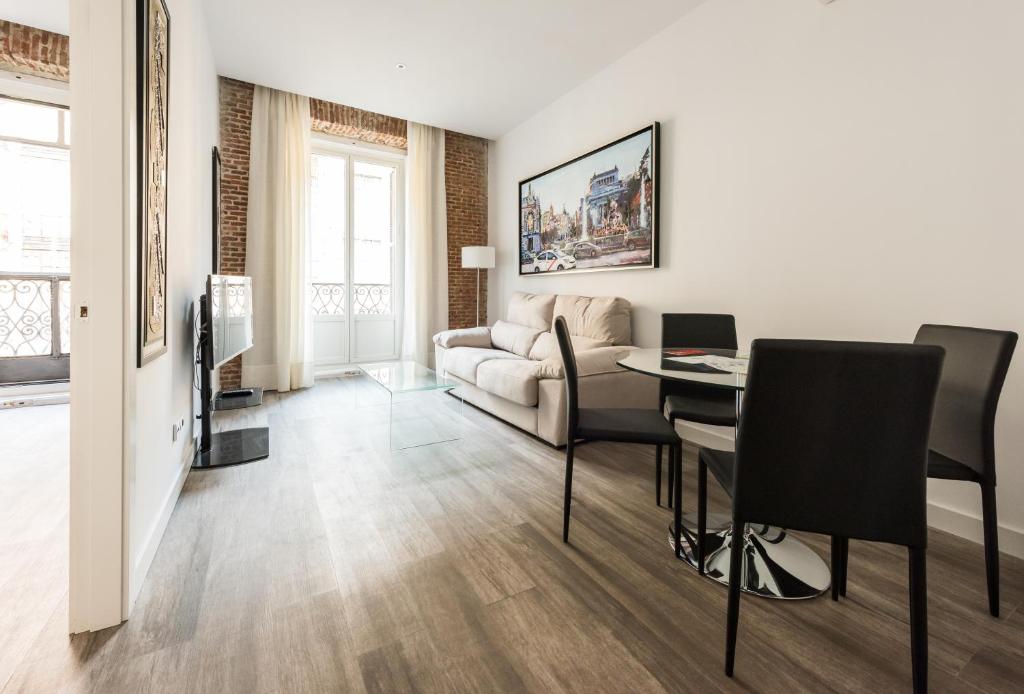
[127,439,193,611]
[676,423,1024,560]
[927,500,1024,559]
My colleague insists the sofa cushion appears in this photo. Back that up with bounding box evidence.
[433,326,492,349]
[507,291,555,331]
[490,320,543,358]
[476,359,543,406]
[537,345,637,379]
[443,347,522,385]
[553,295,632,345]
[527,331,611,361]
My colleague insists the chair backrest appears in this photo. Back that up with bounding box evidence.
[913,325,1017,483]
[732,339,944,548]
[660,314,738,404]
[661,314,738,351]
[553,316,579,437]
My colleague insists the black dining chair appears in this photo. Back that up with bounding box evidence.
[554,316,682,544]
[836,325,1017,617]
[656,314,738,508]
[691,339,944,693]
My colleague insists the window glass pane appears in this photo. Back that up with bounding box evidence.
[309,153,346,283]
[0,141,71,273]
[0,98,60,143]
[352,160,394,288]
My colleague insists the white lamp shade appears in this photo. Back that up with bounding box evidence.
[461,246,495,269]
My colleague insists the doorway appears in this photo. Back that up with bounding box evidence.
[309,141,404,371]
[0,96,71,385]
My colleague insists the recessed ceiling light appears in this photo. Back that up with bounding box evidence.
[395,63,407,70]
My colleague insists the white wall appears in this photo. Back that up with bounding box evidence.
[489,0,1024,555]
[123,0,219,609]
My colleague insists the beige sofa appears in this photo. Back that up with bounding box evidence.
[433,292,658,446]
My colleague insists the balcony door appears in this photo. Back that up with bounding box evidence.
[309,143,404,370]
[0,96,71,385]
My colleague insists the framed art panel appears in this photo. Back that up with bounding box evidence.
[519,123,659,276]
[136,0,171,365]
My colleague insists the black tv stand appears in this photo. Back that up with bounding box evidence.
[192,293,269,470]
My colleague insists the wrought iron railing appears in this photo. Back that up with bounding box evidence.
[311,282,346,316]
[310,282,392,316]
[0,272,71,358]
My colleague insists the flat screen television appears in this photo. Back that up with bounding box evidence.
[206,274,254,369]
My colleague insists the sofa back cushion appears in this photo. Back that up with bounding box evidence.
[490,320,543,358]
[507,291,555,331]
[528,331,611,361]
[553,294,632,345]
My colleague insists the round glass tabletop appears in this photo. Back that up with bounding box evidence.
[616,347,748,390]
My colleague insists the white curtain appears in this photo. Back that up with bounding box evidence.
[402,122,448,366]
[241,86,314,392]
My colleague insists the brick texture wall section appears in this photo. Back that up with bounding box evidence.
[445,131,489,329]
[216,77,489,388]
[216,78,255,388]
[0,21,70,82]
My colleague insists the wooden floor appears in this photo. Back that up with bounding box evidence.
[0,403,69,693]
[3,377,1023,693]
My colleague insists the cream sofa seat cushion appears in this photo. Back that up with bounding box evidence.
[553,295,632,345]
[443,347,522,385]
[476,359,543,406]
[537,345,638,379]
[433,326,492,349]
[490,320,543,358]
[528,332,611,361]
[507,291,555,331]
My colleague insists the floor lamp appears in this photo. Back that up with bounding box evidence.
[461,246,495,327]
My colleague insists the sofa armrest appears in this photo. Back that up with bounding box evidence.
[432,326,492,349]
[536,345,637,379]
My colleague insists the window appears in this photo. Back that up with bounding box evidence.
[308,142,404,365]
[0,96,72,379]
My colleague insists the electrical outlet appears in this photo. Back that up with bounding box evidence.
[172,417,185,442]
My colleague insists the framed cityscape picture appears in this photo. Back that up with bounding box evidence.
[136,0,171,365]
[519,123,659,276]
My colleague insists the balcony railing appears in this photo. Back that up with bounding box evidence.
[311,283,392,316]
[0,272,71,358]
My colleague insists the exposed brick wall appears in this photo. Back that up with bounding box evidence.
[310,99,407,149]
[0,21,69,82]
[445,131,489,329]
[216,78,255,388]
[216,78,488,387]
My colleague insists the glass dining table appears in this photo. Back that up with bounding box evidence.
[617,347,831,600]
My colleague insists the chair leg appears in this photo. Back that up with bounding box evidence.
[667,442,675,509]
[840,537,849,597]
[697,455,707,574]
[655,444,663,507]
[725,518,745,678]
[562,439,575,544]
[673,446,683,558]
[831,536,841,601]
[909,546,928,694]
[981,483,999,617]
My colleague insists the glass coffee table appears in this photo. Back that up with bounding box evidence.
[357,361,464,450]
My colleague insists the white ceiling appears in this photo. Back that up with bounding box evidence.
[1,0,68,34]
[1,0,707,139]
[205,0,706,139]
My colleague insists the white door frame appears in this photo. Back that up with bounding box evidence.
[311,136,405,369]
[67,0,128,633]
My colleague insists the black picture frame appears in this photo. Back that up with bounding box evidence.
[518,122,659,276]
[136,0,171,366]
[212,146,221,274]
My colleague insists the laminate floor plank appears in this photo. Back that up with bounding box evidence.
[4,377,1023,693]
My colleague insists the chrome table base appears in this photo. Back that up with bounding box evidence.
[668,512,831,600]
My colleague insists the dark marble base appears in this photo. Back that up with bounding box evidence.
[191,427,269,469]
